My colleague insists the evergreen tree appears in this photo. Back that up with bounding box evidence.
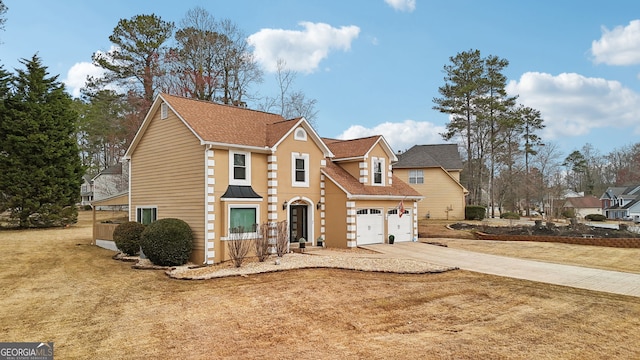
[0,55,83,227]
[433,49,485,204]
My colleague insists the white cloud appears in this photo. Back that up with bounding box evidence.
[63,61,104,98]
[591,19,640,65]
[247,22,360,73]
[337,119,446,153]
[384,0,416,12]
[506,72,640,140]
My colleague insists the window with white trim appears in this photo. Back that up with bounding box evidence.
[409,169,424,184]
[161,103,168,119]
[292,153,309,187]
[372,157,385,185]
[227,205,259,236]
[229,150,251,185]
[294,128,307,141]
[136,206,157,225]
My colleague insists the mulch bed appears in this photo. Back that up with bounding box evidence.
[450,222,640,239]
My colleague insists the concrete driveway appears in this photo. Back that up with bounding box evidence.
[361,241,640,297]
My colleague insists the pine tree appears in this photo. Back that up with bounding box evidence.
[0,55,83,227]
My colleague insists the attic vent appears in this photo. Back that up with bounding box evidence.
[294,128,307,141]
[161,103,168,119]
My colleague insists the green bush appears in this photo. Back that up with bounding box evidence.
[113,221,146,256]
[140,218,193,266]
[500,212,520,220]
[465,205,486,220]
[561,208,575,219]
[585,213,606,222]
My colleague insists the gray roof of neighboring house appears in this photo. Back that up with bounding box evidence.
[600,184,640,200]
[393,144,463,170]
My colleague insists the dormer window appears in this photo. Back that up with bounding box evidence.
[229,150,251,186]
[372,157,385,186]
[294,128,307,141]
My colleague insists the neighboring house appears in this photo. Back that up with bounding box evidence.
[124,94,423,265]
[392,144,467,220]
[91,163,129,211]
[80,175,94,206]
[92,163,128,200]
[562,196,602,219]
[600,185,640,220]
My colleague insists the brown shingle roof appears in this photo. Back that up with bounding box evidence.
[267,120,299,147]
[323,136,380,159]
[162,93,286,147]
[322,162,422,198]
[565,196,601,209]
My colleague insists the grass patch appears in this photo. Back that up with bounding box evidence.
[0,212,639,358]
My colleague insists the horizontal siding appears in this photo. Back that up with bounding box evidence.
[395,168,465,220]
[130,110,206,263]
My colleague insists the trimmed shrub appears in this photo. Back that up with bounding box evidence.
[585,213,606,222]
[465,205,486,220]
[561,208,575,219]
[500,212,520,220]
[140,218,193,266]
[113,221,146,256]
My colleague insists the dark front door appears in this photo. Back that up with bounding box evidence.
[290,204,308,242]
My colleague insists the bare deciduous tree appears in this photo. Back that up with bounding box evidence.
[259,59,319,126]
[275,220,289,257]
[227,226,254,267]
[256,223,271,262]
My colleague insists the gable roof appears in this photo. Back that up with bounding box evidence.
[564,196,601,209]
[321,162,422,200]
[393,144,463,170]
[91,163,122,181]
[323,136,398,162]
[600,184,640,202]
[126,94,333,157]
[160,93,285,148]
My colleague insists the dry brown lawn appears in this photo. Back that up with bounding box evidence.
[1,212,639,359]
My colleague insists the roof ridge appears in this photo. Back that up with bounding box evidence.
[161,93,284,121]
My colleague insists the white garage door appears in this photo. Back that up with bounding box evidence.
[388,209,412,242]
[356,209,383,245]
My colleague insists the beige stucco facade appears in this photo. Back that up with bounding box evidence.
[126,94,422,265]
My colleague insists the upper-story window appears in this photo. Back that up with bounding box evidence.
[409,169,424,184]
[229,150,251,186]
[372,157,385,186]
[161,103,168,119]
[292,153,309,187]
[294,128,307,141]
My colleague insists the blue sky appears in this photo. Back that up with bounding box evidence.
[2,0,640,158]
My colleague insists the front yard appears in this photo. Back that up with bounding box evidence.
[1,212,639,359]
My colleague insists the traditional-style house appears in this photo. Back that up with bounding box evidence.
[562,195,602,219]
[80,175,93,206]
[123,94,422,264]
[92,163,128,201]
[600,185,640,220]
[392,144,467,220]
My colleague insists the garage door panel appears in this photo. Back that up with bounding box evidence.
[356,209,383,245]
[388,209,412,242]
